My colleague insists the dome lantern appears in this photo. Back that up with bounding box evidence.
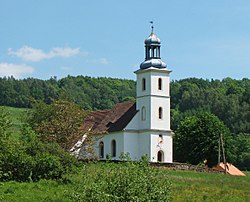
[140,23,166,69]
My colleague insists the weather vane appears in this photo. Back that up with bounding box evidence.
[150,21,154,33]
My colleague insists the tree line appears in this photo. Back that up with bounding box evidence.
[171,77,250,134]
[0,75,136,110]
[0,76,249,134]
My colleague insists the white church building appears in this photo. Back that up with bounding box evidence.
[71,28,173,163]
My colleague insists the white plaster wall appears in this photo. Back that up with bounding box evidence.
[95,131,172,162]
[123,132,139,160]
[164,134,173,163]
[136,71,152,98]
[125,112,139,130]
[138,132,151,160]
[150,132,173,163]
[150,71,170,96]
[136,97,151,130]
[136,69,170,98]
[151,96,171,130]
[96,132,124,160]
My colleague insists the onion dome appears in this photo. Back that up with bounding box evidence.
[140,30,167,69]
[144,32,161,45]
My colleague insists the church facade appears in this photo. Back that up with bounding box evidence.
[71,29,173,163]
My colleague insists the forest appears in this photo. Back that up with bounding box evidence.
[0,75,249,169]
[0,76,249,134]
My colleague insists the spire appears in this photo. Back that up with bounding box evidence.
[140,25,166,69]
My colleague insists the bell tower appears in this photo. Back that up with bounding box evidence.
[135,26,172,131]
[133,25,173,163]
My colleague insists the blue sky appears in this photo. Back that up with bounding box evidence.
[0,0,250,80]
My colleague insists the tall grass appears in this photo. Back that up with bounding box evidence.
[0,163,249,202]
[2,106,29,139]
[166,170,249,202]
[4,106,31,139]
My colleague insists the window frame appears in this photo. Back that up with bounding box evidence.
[159,107,163,119]
[141,106,146,121]
[99,141,104,158]
[142,78,146,91]
[111,139,116,157]
[158,78,162,90]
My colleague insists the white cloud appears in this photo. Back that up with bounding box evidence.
[8,46,81,62]
[99,58,109,65]
[0,63,34,78]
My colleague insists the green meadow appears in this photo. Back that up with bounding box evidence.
[166,169,249,202]
[3,106,30,139]
[0,163,249,202]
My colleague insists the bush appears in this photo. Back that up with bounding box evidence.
[0,144,33,182]
[82,160,171,202]
[0,126,77,182]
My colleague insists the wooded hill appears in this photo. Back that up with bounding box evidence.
[0,76,249,135]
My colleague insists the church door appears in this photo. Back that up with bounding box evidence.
[157,150,164,162]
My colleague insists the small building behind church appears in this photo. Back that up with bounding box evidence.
[71,29,173,163]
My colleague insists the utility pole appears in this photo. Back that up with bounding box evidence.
[218,136,221,166]
[220,133,227,174]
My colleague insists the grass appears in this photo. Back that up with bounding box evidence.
[2,106,30,139]
[166,169,250,202]
[0,163,249,202]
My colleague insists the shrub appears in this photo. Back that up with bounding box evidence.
[0,141,34,182]
[83,160,171,202]
[0,126,77,182]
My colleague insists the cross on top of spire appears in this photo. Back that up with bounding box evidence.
[150,21,154,33]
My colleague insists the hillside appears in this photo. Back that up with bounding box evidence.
[0,76,136,110]
[0,76,249,134]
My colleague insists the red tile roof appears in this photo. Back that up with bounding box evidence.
[82,101,137,134]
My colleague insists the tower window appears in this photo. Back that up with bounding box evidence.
[153,48,157,58]
[159,107,163,119]
[141,106,146,121]
[99,141,104,158]
[142,78,146,91]
[158,78,162,90]
[111,139,116,157]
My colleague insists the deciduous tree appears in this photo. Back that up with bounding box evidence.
[174,112,236,167]
[29,100,88,150]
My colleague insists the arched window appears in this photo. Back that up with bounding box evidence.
[141,106,146,121]
[158,78,162,90]
[157,150,164,162]
[111,139,116,157]
[159,107,163,119]
[142,78,146,91]
[99,141,104,158]
[153,48,157,57]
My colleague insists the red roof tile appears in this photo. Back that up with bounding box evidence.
[82,101,137,134]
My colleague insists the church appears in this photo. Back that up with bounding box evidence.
[71,28,173,163]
